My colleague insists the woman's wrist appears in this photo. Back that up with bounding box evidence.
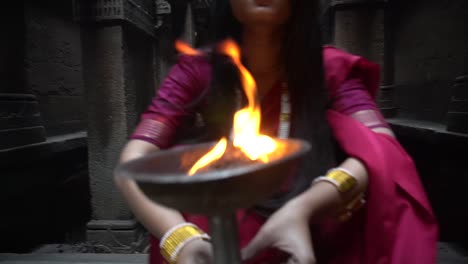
[292,159,369,223]
[159,222,211,264]
[293,181,343,222]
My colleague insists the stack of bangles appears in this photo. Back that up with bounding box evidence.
[312,167,366,221]
[160,223,211,264]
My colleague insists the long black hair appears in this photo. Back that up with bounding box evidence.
[204,0,337,214]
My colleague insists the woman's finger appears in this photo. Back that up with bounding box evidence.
[241,230,272,261]
[295,253,316,264]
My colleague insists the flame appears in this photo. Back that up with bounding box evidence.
[176,40,277,175]
[188,138,227,176]
[175,40,201,56]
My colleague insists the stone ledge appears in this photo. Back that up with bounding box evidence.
[331,0,387,9]
[388,118,468,146]
[87,220,138,231]
[0,253,148,263]
[0,131,87,167]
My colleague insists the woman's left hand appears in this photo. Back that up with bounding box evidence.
[241,199,316,264]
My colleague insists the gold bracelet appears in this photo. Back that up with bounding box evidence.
[160,223,211,264]
[326,168,357,193]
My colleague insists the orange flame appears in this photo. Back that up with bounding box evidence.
[175,40,201,56]
[219,40,277,161]
[188,138,227,176]
[176,40,277,175]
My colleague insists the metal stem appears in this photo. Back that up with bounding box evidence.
[208,212,241,264]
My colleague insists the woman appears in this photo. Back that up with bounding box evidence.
[115,0,438,263]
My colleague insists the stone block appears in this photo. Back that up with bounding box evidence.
[446,112,468,134]
[0,126,47,150]
[447,100,468,112]
[0,253,149,263]
[86,220,148,253]
[87,219,138,230]
[86,230,141,249]
[37,95,86,135]
[452,76,468,100]
[0,99,43,130]
[74,0,156,37]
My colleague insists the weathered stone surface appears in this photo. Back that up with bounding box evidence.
[0,2,27,94]
[446,113,468,134]
[73,0,156,37]
[0,132,89,253]
[82,25,132,221]
[0,94,46,149]
[393,82,453,122]
[87,220,138,231]
[25,3,86,135]
[446,76,468,133]
[36,96,85,136]
[0,253,148,263]
[334,7,385,66]
[86,229,147,253]
[392,0,468,123]
[388,118,468,242]
[0,3,48,149]
[81,21,154,246]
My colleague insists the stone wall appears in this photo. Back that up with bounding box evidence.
[388,0,468,243]
[1,134,89,253]
[392,0,468,122]
[25,2,85,136]
[0,1,89,253]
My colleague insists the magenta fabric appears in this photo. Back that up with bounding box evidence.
[332,77,390,129]
[322,110,438,264]
[131,55,211,148]
[332,78,377,114]
[323,45,380,100]
[132,46,386,148]
[134,46,437,264]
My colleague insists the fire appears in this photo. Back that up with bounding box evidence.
[188,138,228,175]
[175,40,201,56]
[177,40,277,176]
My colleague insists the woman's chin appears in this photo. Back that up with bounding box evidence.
[245,9,285,25]
[254,0,274,6]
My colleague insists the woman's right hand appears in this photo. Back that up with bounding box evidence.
[176,239,213,264]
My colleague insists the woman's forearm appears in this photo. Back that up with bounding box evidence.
[290,157,369,222]
[115,139,186,238]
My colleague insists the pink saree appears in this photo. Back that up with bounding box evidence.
[131,46,438,264]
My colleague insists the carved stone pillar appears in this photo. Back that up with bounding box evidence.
[332,0,397,117]
[74,0,156,250]
[180,3,196,45]
[0,1,46,150]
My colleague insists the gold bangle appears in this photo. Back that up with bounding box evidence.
[160,223,210,264]
[326,168,357,193]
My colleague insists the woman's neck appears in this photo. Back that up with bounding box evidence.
[241,26,285,97]
[242,26,284,76]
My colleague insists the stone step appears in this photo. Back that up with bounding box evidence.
[0,253,148,264]
[1,243,466,263]
[437,243,468,264]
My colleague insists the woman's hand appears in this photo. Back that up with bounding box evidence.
[177,239,214,264]
[242,198,316,264]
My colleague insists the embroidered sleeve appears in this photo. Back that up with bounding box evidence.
[331,78,390,130]
[130,55,211,148]
[131,119,174,148]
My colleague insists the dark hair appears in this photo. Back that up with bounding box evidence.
[206,0,336,214]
